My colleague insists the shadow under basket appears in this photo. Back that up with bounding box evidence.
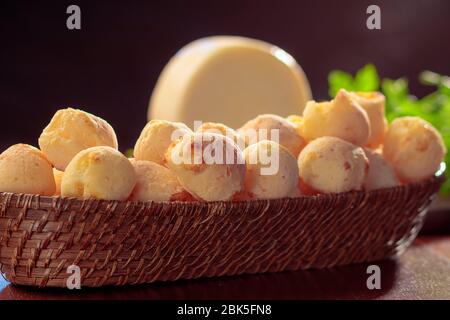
[0,172,445,288]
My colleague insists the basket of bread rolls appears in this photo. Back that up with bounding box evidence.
[0,88,446,288]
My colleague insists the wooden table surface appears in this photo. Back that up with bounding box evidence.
[1,235,450,300]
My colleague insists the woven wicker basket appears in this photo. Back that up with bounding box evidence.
[0,172,444,288]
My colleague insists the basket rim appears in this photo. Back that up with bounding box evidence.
[0,165,445,209]
[0,166,445,287]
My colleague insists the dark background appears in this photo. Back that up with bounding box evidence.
[1,0,449,151]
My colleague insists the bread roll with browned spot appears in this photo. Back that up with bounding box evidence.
[243,140,299,199]
[39,108,118,170]
[302,89,371,146]
[166,132,245,201]
[298,136,368,193]
[239,114,306,157]
[196,122,244,149]
[383,116,446,182]
[134,119,192,166]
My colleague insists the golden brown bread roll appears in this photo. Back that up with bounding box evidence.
[0,144,55,196]
[298,136,368,193]
[61,146,136,201]
[302,89,371,146]
[243,140,299,199]
[383,116,446,182]
[166,132,245,201]
[349,91,387,148]
[39,108,118,170]
[134,119,192,166]
[196,122,244,149]
[129,159,185,202]
[239,114,306,157]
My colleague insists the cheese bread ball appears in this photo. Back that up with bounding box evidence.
[239,114,306,157]
[166,132,245,201]
[349,91,387,148]
[363,148,399,191]
[0,144,55,195]
[134,119,192,166]
[53,168,64,196]
[39,108,118,170]
[298,137,368,193]
[383,117,446,182]
[302,89,371,146]
[129,159,184,202]
[243,140,299,199]
[61,146,136,201]
[196,122,245,149]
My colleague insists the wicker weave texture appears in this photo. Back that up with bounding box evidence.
[0,174,444,287]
